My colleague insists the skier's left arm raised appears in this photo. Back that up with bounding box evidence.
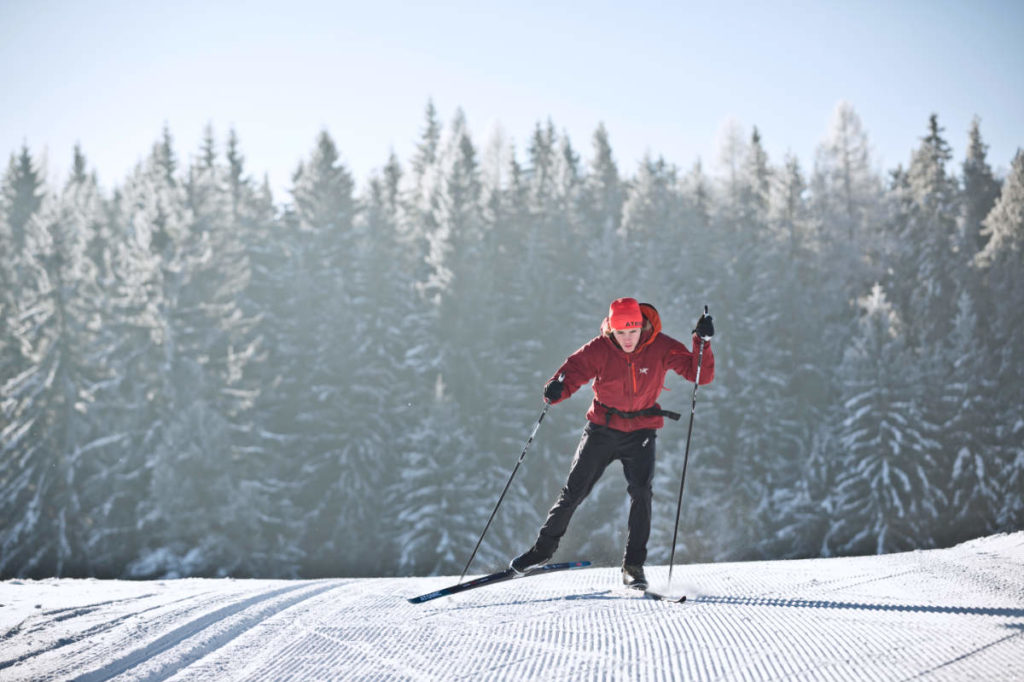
[667,311,715,384]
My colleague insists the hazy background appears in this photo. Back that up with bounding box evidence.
[1,0,1022,579]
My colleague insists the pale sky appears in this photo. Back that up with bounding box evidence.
[2,0,1021,201]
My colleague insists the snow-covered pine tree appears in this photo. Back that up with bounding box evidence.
[715,119,748,229]
[827,285,943,555]
[411,99,442,192]
[773,154,814,257]
[2,144,45,254]
[391,377,477,575]
[74,153,169,576]
[889,115,960,347]
[510,123,590,526]
[224,130,307,576]
[109,133,217,578]
[757,153,837,560]
[785,109,885,555]
[958,119,1003,362]
[938,290,1001,545]
[552,132,584,235]
[527,120,558,214]
[520,121,583,325]
[960,118,1002,257]
[738,127,771,229]
[683,159,712,235]
[168,127,275,576]
[0,148,111,577]
[0,146,45,457]
[711,127,782,560]
[467,142,560,565]
[811,102,880,245]
[619,154,682,265]
[582,123,625,240]
[396,109,520,574]
[928,125,1005,548]
[974,150,1024,530]
[274,130,387,575]
[432,109,487,397]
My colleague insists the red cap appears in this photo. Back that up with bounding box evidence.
[608,297,643,330]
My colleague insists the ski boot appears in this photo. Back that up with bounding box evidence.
[622,564,648,590]
[510,544,554,575]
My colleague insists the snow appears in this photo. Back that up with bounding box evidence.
[2,533,1022,681]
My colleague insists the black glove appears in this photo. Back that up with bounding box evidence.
[694,312,714,340]
[544,378,565,403]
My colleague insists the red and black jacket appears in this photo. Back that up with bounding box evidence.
[547,303,714,432]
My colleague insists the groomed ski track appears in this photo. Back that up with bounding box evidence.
[1,533,1022,681]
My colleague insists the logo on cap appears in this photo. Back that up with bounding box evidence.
[609,297,643,331]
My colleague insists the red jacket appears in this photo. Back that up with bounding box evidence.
[548,303,714,432]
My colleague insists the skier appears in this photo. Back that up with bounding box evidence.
[510,297,715,590]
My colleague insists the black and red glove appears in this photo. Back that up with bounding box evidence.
[544,378,565,403]
[694,310,714,340]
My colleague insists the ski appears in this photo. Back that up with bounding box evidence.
[644,590,687,603]
[408,561,591,604]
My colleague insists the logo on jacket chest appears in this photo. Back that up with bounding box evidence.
[638,367,649,375]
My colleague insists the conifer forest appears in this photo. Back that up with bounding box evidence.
[2,102,1022,579]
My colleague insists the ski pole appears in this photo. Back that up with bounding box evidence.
[459,375,563,583]
[667,307,709,585]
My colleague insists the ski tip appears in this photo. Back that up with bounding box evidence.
[408,588,450,604]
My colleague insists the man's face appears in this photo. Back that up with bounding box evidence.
[613,327,641,353]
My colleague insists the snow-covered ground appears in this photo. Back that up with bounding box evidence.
[2,533,1022,681]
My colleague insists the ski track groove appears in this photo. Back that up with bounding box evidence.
[0,589,240,676]
[1,592,156,643]
[97,580,344,682]
[64,589,260,679]
[24,580,342,682]
[0,611,140,673]
[161,580,350,682]
[3,534,1022,681]
[40,593,159,622]
[225,583,436,682]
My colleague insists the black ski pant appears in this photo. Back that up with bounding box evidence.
[535,422,656,566]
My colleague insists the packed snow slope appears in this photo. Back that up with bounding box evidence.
[1,533,1022,681]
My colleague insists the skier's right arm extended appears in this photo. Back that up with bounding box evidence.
[544,338,603,404]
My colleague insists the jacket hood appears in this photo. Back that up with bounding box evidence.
[602,302,661,352]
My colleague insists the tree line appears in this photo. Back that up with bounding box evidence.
[1,101,1022,579]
